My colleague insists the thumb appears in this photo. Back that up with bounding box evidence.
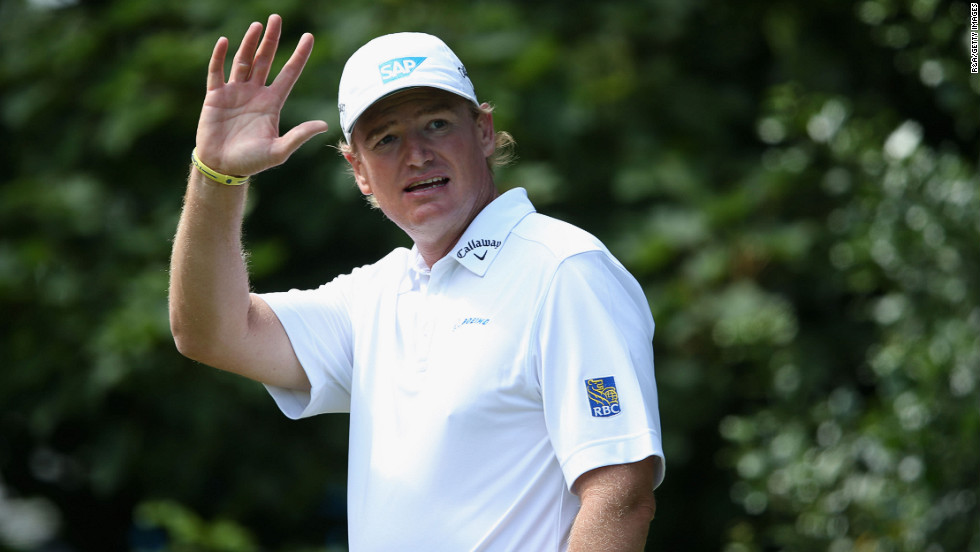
[274,120,330,160]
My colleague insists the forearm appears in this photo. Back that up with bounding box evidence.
[168,167,252,363]
[567,494,655,552]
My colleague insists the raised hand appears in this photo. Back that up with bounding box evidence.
[194,14,329,178]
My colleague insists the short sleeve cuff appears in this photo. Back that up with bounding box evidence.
[258,290,353,419]
[263,384,314,420]
[560,430,666,491]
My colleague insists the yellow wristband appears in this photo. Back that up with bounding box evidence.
[191,149,249,186]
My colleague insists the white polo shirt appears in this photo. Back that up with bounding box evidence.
[261,187,664,551]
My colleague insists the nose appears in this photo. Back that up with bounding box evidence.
[404,131,433,169]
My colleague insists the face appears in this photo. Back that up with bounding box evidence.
[345,88,497,257]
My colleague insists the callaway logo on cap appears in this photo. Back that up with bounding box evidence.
[338,32,478,143]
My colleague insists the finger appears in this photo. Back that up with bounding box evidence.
[273,120,330,159]
[249,14,282,86]
[207,37,229,91]
[230,21,263,82]
[269,33,315,98]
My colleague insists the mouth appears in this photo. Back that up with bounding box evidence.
[404,177,449,193]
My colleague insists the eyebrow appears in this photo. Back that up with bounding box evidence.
[361,100,457,143]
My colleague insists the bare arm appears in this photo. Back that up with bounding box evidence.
[568,457,659,552]
[169,14,328,388]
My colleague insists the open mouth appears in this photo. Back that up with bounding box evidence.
[405,177,449,193]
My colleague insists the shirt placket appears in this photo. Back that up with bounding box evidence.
[417,259,456,372]
[416,268,443,373]
[416,280,433,372]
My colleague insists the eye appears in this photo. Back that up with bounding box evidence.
[427,119,449,131]
[373,134,396,149]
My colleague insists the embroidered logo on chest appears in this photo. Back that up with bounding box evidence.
[452,317,491,331]
[585,377,622,417]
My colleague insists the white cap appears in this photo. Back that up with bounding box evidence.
[338,32,478,143]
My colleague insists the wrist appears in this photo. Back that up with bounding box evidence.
[191,149,249,186]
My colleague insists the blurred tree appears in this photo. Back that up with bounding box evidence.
[0,0,976,550]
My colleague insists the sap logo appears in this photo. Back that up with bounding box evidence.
[379,57,427,84]
[585,377,622,418]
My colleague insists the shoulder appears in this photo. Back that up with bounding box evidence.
[509,212,606,262]
[507,214,648,320]
[269,247,410,302]
[347,247,412,282]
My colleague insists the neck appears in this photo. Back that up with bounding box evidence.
[416,235,462,268]
[412,186,499,268]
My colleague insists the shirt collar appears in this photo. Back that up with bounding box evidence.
[399,188,535,290]
[448,187,535,277]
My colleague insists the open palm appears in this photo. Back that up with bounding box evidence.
[194,14,328,178]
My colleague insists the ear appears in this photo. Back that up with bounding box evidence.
[475,103,495,158]
[344,151,373,196]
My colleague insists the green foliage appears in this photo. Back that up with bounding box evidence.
[0,0,976,550]
[133,501,258,552]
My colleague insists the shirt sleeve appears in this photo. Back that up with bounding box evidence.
[536,250,666,490]
[258,273,356,419]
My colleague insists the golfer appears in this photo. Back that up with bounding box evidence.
[170,14,665,551]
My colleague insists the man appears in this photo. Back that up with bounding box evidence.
[170,14,665,551]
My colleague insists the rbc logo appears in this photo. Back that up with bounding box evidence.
[585,377,622,418]
[379,56,427,83]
